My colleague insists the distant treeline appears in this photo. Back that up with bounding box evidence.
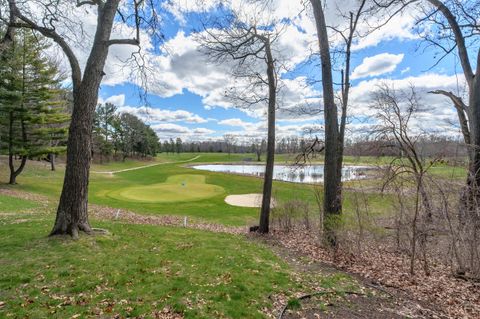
[344,136,468,160]
[160,135,467,161]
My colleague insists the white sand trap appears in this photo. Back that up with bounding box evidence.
[224,193,276,208]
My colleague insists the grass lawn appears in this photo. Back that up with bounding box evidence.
[0,194,39,213]
[0,211,363,319]
[0,216,293,318]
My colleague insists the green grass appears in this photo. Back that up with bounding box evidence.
[106,174,225,203]
[429,165,467,179]
[0,217,296,318]
[0,153,407,226]
[0,194,39,212]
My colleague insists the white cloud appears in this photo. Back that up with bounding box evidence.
[219,118,251,127]
[347,73,467,137]
[103,94,126,107]
[351,53,405,80]
[193,128,215,134]
[118,105,208,124]
[151,123,215,140]
[351,11,418,51]
[151,123,190,134]
[98,94,209,124]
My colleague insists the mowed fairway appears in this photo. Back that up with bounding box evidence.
[107,174,225,203]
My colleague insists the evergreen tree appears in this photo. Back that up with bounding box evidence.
[175,137,182,154]
[93,102,117,163]
[0,30,69,183]
[163,140,170,154]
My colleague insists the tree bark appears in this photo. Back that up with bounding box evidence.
[258,39,276,234]
[50,1,120,238]
[468,52,480,191]
[310,0,341,246]
[426,0,480,222]
[8,154,26,185]
[49,153,56,171]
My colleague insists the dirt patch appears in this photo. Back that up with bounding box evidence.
[0,188,50,203]
[267,227,478,318]
[225,193,276,208]
[90,204,246,235]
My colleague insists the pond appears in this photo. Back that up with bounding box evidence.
[191,164,372,184]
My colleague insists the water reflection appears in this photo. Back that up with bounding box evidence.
[191,164,370,184]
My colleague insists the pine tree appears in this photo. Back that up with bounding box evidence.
[93,102,117,163]
[0,30,69,183]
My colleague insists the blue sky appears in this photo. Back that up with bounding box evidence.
[90,0,469,142]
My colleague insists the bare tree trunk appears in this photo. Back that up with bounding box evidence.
[50,89,96,237]
[8,155,26,184]
[8,111,15,183]
[468,66,480,205]
[8,37,29,185]
[310,0,341,246]
[259,40,276,234]
[50,1,120,238]
[426,0,480,223]
[49,153,55,171]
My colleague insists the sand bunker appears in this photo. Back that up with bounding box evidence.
[224,193,276,208]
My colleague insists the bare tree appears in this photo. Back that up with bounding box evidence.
[1,0,161,238]
[414,0,480,222]
[251,137,266,161]
[199,9,283,233]
[308,0,379,246]
[223,134,238,157]
[309,0,341,246]
[371,83,438,274]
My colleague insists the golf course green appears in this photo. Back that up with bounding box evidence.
[106,174,225,203]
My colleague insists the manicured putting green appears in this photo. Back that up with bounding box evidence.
[106,174,225,203]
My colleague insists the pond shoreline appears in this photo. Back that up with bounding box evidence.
[187,163,377,184]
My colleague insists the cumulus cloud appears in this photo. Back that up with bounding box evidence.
[219,118,252,127]
[102,94,126,107]
[151,123,215,140]
[347,73,466,137]
[118,106,208,124]
[151,123,190,134]
[98,94,209,124]
[193,128,216,135]
[351,53,405,80]
[216,117,324,141]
